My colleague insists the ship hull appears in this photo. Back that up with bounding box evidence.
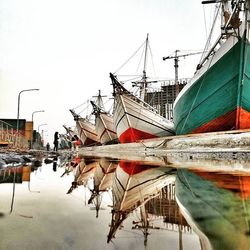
[174,37,250,135]
[76,119,99,146]
[95,113,117,144]
[114,94,175,143]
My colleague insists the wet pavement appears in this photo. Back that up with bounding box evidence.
[0,151,249,249]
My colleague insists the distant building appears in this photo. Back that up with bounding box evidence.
[0,119,39,148]
[145,78,188,120]
[1,119,26,132]
[0,119,33,142]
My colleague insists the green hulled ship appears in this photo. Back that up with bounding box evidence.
[174,0,250,135]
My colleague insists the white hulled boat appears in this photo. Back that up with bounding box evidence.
[69,109,100,146]
[90,91,118,145]
[110,35,175,143]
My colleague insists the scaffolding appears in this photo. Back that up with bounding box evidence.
[145,78,189,120]
[145,183,191,233]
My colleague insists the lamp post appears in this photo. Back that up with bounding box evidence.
[38,123,47,133]
[37,123,47,138]
[16,89,39,135]
[37,124,47,149]
[32,110,45,123]
[31,110,45,148]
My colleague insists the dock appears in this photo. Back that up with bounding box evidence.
[77,129,250,171]
[78,129,250,156]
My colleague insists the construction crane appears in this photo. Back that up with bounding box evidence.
[163,50,203,85]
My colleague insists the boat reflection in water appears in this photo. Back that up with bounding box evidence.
[107,159,178,245]
[65,156,198,248]
[65,156,98,194]
[176,167,250,250]
[3,152,250,249]
[64,156,118,217]
[88,158,118,217]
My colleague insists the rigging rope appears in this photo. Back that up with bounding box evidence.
[72,99,89,110]
[203,5,208,41]
[77,99,94,118]
[114,35,156,81]
[114,39,146,74]
[148,41,157,78]
[135,45,145,75]
[180,50,216,134]
[179,3,235,134]
[200,3,221,65]
[116,76,141,84]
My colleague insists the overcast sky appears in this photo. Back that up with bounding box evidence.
[0,0,210,144]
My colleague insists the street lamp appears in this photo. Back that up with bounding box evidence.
[32,110,45,122]
[38,123,47,133]
[36,124,47,147]
[31,110,45,149]
[16,89,39,135]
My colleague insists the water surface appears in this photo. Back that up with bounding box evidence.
[1,152,249,250]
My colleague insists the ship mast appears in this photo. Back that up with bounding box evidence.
[133,34,157,101]
[92,90,106,111]
[141,34,149,101]
[132,34,149,101]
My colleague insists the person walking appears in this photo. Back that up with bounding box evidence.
[53,132,59,151]
[46,142,50,151]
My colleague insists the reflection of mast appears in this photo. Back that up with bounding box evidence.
[141,205,149,246]
[88,159,117,218]
[132,205,150,246]
[107,160,176,244]
[90,192,102,218]
[131,183,191,249]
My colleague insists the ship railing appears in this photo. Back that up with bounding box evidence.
[127,92,161,114]
[127,78,191,115]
